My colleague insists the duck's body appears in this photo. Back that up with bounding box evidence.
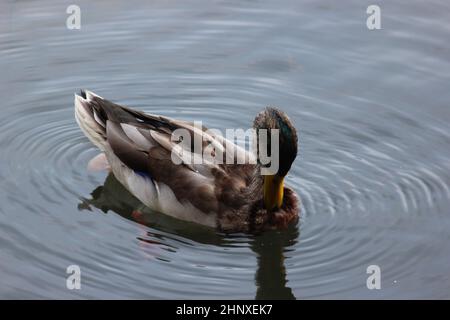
[75,90,299,233]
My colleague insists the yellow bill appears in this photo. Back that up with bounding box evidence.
[264,175,284,210]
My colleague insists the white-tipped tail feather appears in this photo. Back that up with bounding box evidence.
[74,92,106,150]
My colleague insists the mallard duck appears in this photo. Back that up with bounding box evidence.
[75,90,299,233]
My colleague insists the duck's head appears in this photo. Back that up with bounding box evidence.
[253,107,298,211]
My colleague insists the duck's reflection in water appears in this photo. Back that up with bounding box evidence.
[251,226,298,300]
[79,173,298,299]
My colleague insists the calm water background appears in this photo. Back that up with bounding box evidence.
[1,0,450,299]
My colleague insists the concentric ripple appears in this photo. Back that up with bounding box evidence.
[1,0,450,299]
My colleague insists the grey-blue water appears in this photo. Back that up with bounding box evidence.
[1,0,450,299]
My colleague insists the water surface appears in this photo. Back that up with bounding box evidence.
[1,0,450,299]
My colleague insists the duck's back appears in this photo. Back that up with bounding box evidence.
[74,90,255,228]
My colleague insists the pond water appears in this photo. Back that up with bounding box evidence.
[1,0,450,299]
